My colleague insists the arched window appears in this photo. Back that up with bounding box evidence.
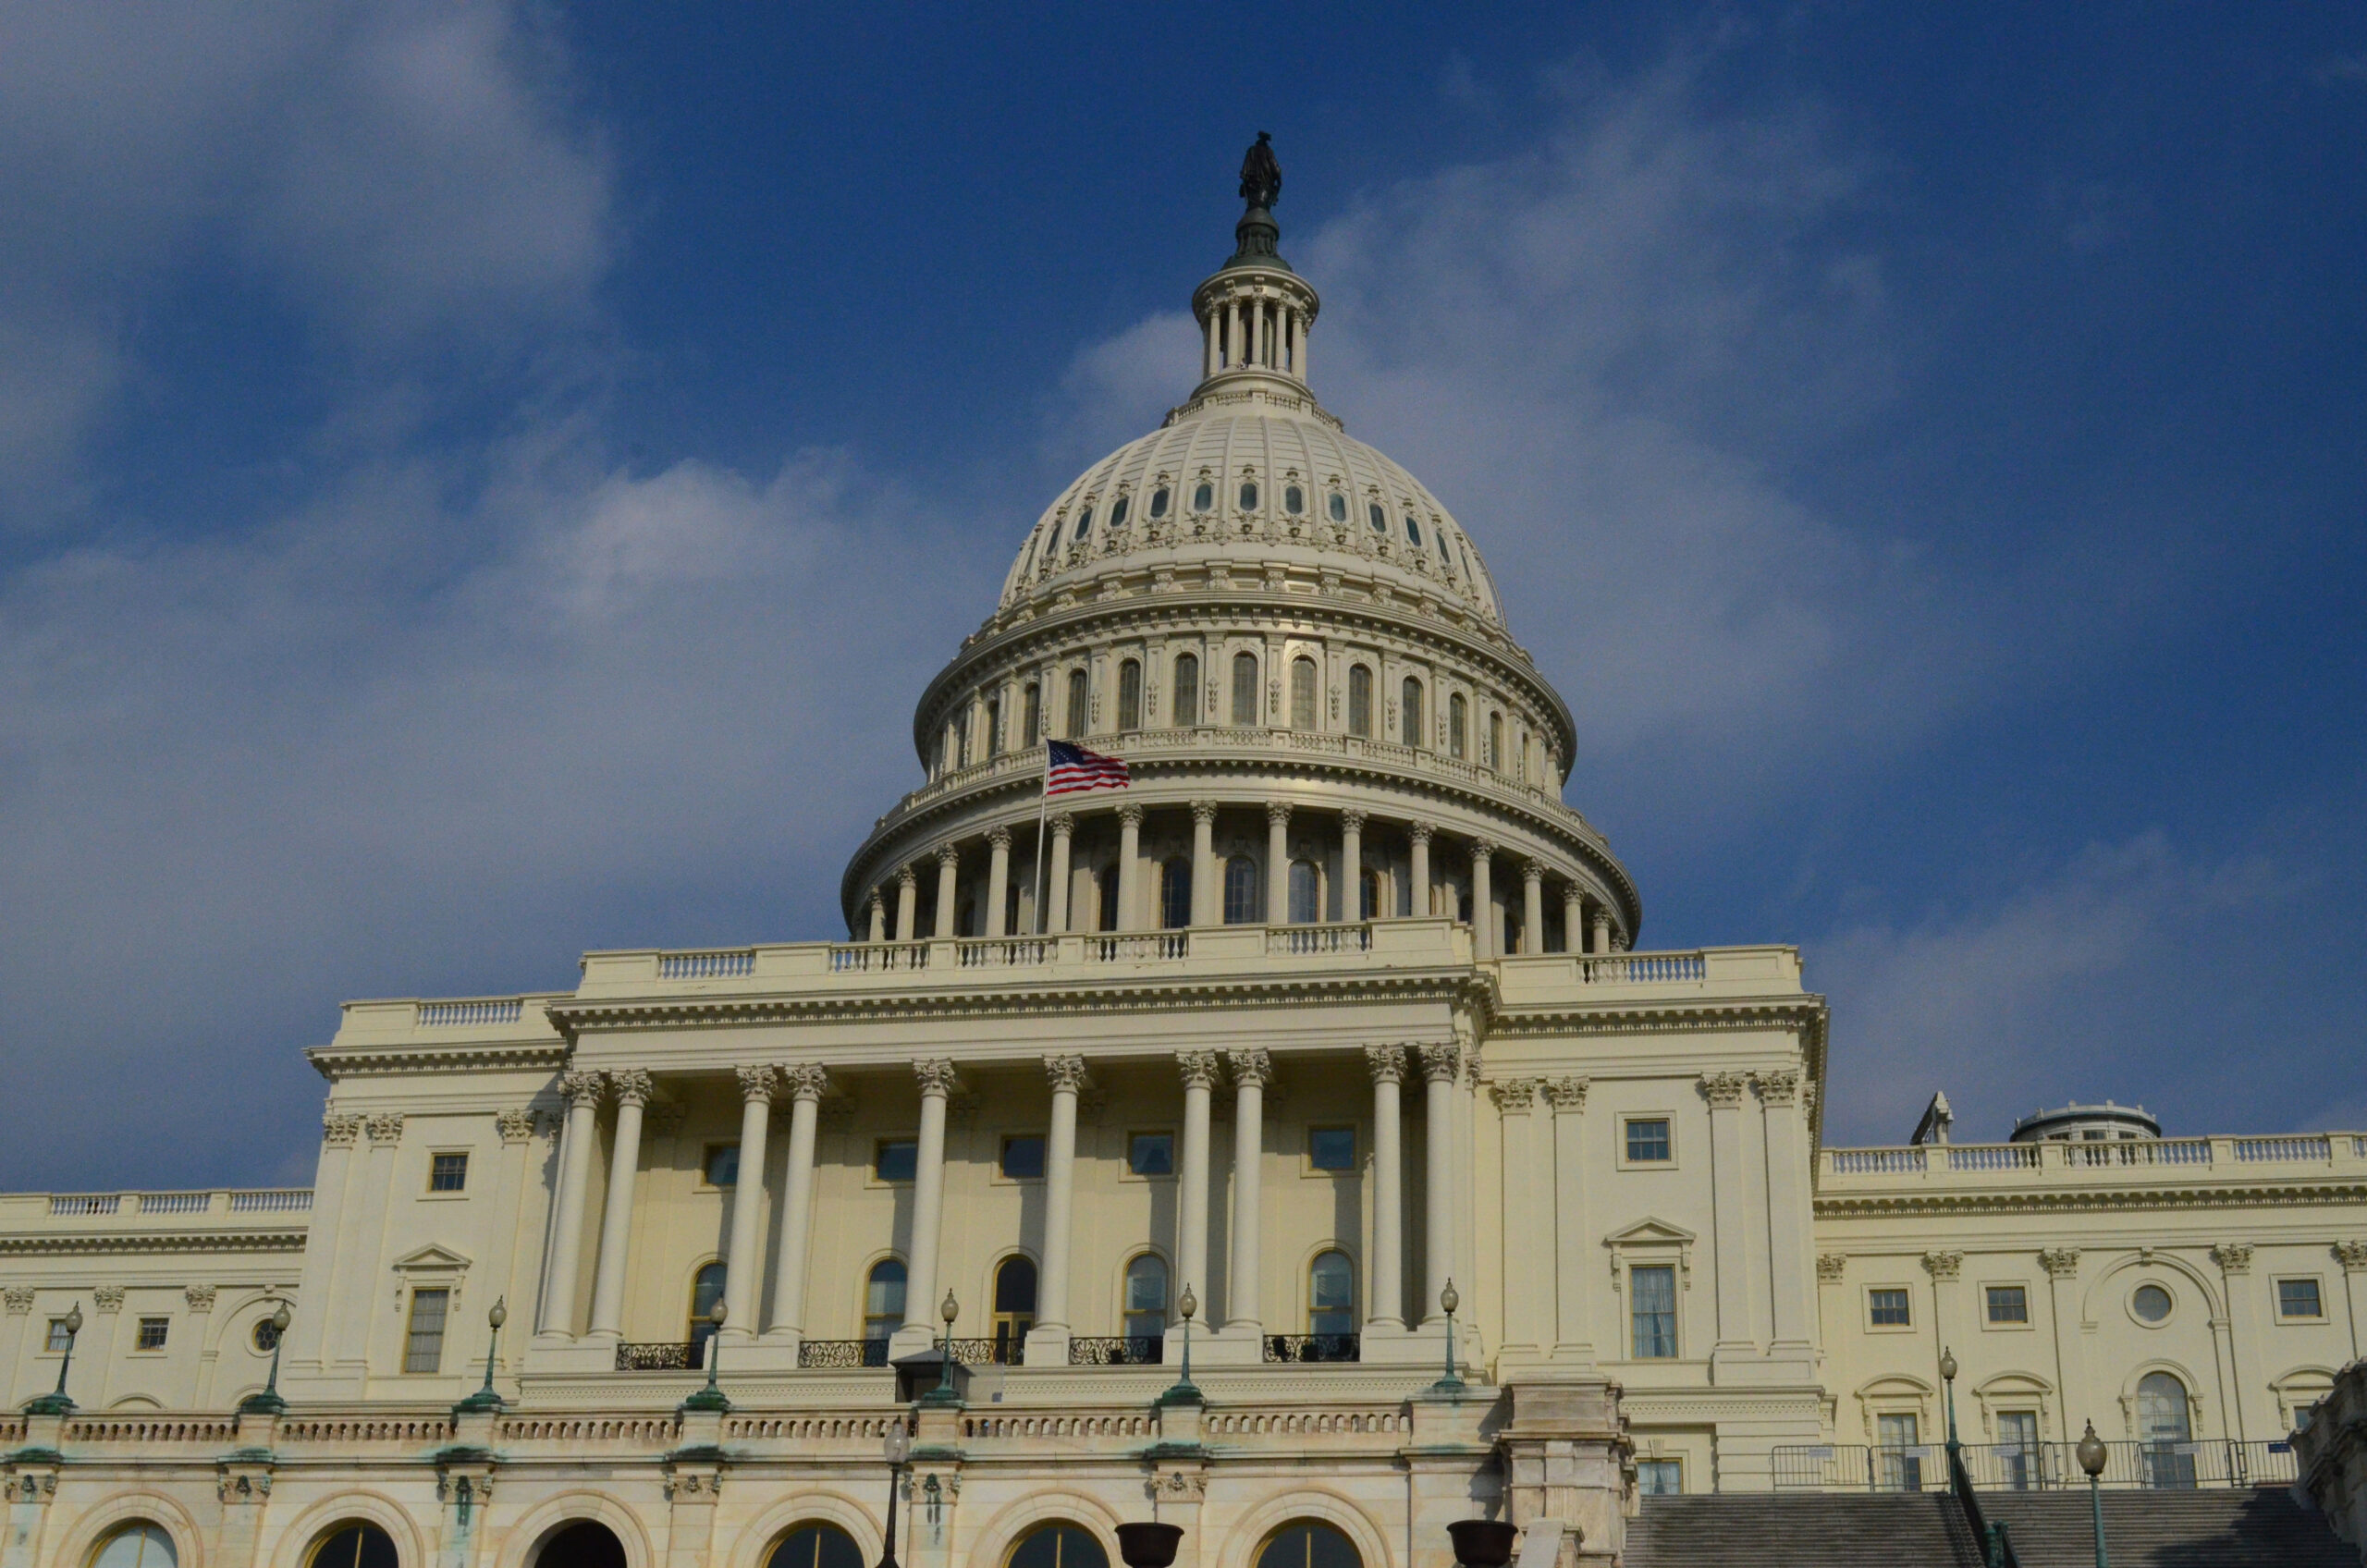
[1448,693,1468,759]
[1346,665,1373,737]
[1488,711,1503,772]
[1256,1524,1362,1568]
[307,1525,398,1568]
[985,697,1001,759]
[1007,1526,1109,1568]
[1328,492,1348,522]
[1367,501,1387,533]
[1435,525,1452,563]
[766,1525,863,1568]
[1239,480,1259,511]
[1022,684,1041,748]
[1117,659,1142,731]
[1045,520,1063,553]
[1401,677,1423,744]
[535,1524,625,1568]
[1123,1254,1169,1341]
[1284,484,1304,515]
[1308,1251,1355,1334]
[1287,860,1321,925]
[1074,504,1094,538]
[2139,1372,2196,1488]
[1359,868,1381,922]
[1404,514,1422,545]
[1194,481,1214,511]
[688,1262,727,1354]
[1231,652,1259,725]
[1159,859,1191,929]
[864,1258,905,1347]
[1172,653,1200,726]
[991,1256,1036,1364]
[1290,657,1318,731]
[92,1525,177,1568]
[1109,495,1129,528]
[1149,486,1170,518]
[1097,864,1120,932]
[1222,855,1259,924]
[1065,670,1088,738]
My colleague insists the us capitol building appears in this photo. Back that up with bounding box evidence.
[6,141,2364,1568]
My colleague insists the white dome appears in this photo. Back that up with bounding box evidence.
[1001,398,1504,622]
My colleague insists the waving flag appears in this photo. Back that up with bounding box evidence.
[1045,739,1130,796]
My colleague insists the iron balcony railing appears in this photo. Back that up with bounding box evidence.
[614,1341,703,1372]
[1772,1439,2297,1492]
[1068,1335,1163,1366]
[1263,1333,1360,1364]
[795,1339,893,1369]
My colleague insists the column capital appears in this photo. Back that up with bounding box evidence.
[1406,821,1434,844]
[897,864,919,889]
[323,1112,364,1147]
[2038,1247,2081,1280]
[2335,1241,2367,1274]
[987,826,1012,851]
[495,1108,539,1145]
[734,1065,779,1104]
[1341,807,1368,832]
[609,1069,655,1108]
[1468,837,1496,863]
[1227,1047,1273,1088]
[1177,1049,1225,1090]
[2210,1242,2255,1275]
[1417,1042,1462,1084]
[1364,1043,1407,1084]
[935,842,961,867]
[1044,1054,1090,1094]
[1816,1254,1848,1283]
[1753,1069,1802,1107]
[783,1063,830,1103]
[1489,1078,1537,1113]
[364,1111,405,1146]
[1191,800,1220,826]
[1266,801,1293,827]
[1698,1072,1748,1108]
[1921,1250,1964,1281]
[867,888,885,911]
[1049,811,1076,839]
[560,1069,606,1109]
[1542,1075,1589,1112]
[1118,802,1146,827]
[914,1059,961,1098]
[1521,858,1545,885]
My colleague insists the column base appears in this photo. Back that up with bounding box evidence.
[1022,1324,1072,1367]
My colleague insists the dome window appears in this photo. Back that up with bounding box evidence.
[1328,491,1347,522]
[1075,505,1094,537]
[1404,515,1422,545]
[1284,484,1304,515]
[1194,482,1214,511]
[1046,521,1063,551]
[1110,495,1129,527]
[1239,480,1259,511]
[1435,526,1451,561]
[1150,487,1171,519]
[1367,502,1386,533]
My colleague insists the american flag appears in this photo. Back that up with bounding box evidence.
[1045,739,1130,796]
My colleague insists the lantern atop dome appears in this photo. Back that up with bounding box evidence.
[1187,134,1320,408]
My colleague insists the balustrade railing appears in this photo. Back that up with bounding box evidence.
[229,1188,313,1212]
[1086,934,1188,962]
[1068,1334,1163,1366]
[614,1341,702,1372]
[2066,1137,2213,1167]
[415,998,522,1026]
[657,949,754,980]
[49,1194,120,1216]
[796,1339,892,1369]
[2235,1134,2330,1162]
[957,937,1051,968]
[1263,1333,1359,1364]
[1577,952,1706,985]
[1772,1439,2296,1492]
[1266,924,1371,956]
[829,942,929,973]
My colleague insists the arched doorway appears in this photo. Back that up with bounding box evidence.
[1007,1525,1108,1568]
[765,1525,862,1568]
[536,1522,627,1568]
[2138,1371,2196,1488]
[992,1256,1037,1363]
[1255,1523,1361,1568]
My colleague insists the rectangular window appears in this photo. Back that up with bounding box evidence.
[1878,1413,1923,1490]
[1637,1459,1683,1496]
[1870,1288,1912,1327]
[1998,1411,2040,1490]
[703,1143,741,1188]
[1023,684,1041,747]
[1000,1134,1046,1181]
[44,1318,72,1353]
[1630,1265,1677,1358]
[1307,1125,1357,1172]
[402,1288,448,1374]
[2279,1278,2325,1319]
[1128,1131,1175,1177]
[135,1317,169,1351]
[1985,1285,2029,1324]
[1625,1118,1672,1162]
[428,1152,469,1193]
[874,1137,918,1182]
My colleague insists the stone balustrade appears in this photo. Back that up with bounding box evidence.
[1821,1133,2367,1184]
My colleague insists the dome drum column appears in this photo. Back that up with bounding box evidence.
[1469,839,1496,957]
[1523,862,1547,956]
[1265,803,1292,922]
[985,828,1012,938]
[894,865,918,942]
[1045,813,1074,935]
[1116,804,1147,932]
[1340,810,1367,922]
[932,844,960,939]
[1189,802,1220,925]
[1408,824,1433,918]
[1564,884,1585,955]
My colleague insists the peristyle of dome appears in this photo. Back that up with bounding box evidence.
[841,141,1637,953]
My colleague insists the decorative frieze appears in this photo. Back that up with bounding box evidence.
[323,1112,363,1147]
[2039,1248,2081,1279]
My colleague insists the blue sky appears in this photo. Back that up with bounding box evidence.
[2,4,2361,1189]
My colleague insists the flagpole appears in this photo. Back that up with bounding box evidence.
[1033,742,1050,937]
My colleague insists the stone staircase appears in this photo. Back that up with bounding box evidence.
[1625,1487,2352,1566]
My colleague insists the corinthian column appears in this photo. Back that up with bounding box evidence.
[537,1069,606,1337]
[900,1060,959,1347]
[767,1064,829,1339]
[1266,802,1292,922]
[1341,810,1367,921]
[894,865,918,942]
[586,1069,654,1340]
[1177,1051,1221,1317]
[933,844,961,938]
[1468,840,1495,956]
[1046,812,1074,933]
[1522,861,1546,955]
[1563,886,1584,954]
[985,827,1012,937]
[1190,802,1219,925]
[1117,803,1146,930]
[722,1065,777,1340]
[1227,1048,1271,1332]
[1408,824,1433,916]
[1029,1055,1087,1364]
[1366,1045,1407,1330]
[1419,1042,1462,1326]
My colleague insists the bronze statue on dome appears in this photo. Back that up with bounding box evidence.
[1239,131,1282,210]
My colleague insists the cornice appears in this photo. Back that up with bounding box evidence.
[307,1042,568,1082]
[1815,1181,2367,1219]
[0,1231,307,1256]
[1486,998,1828,1037]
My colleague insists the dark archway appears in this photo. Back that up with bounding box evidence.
[536,1523,627,1568]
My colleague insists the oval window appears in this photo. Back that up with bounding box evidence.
[1329,492,1348,522]
[1404,515,1422,545]
[1150,487,1170,518]
[2132,1284,2172,1323]
[1284,484,1304,515]
[1074,505,1094,537]
[1239,481,1259,511]
[1194,482,1214,510]
[1110,496,1129,527]
[1367,502,1386,533]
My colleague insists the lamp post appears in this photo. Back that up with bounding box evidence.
[1431,1280,1466,1394]
[1158,1286,1201,1406]
[682,1299,730,1413]
[922,1290,961,1406]
[1940,1347,1960,1458]
[877,1419,913,1568]
[458,1297,507,1413]
[239,1301,293,1415]
[2078,1420,2109,1568]
[26,1304,82,1415]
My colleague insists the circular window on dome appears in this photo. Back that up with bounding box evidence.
[1149,487,1170,518]
[1074,505,1094,537]
[1284,484,1304,515]
[1367,501,1386,533]
[1404,514,1422,545]
[1194,482,1214,511]
[2131,1284,2173,1324]
[1239,481,1259,511]
[1110,496,1129,527]
[1329,491,1347,522]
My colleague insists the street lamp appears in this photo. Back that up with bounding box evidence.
[2077,1419,2110,1568]
[922,1290,961,1407]
[239,1301,293,1415]
[1430,1280,1466,1395]
[877,1419,913,1568]
[1158,1285,1201,1407]
[682,1299,731,1412]
[458,1297,507,1413]
[1940,1347,1960,1456]
[26,1304,82,1415]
